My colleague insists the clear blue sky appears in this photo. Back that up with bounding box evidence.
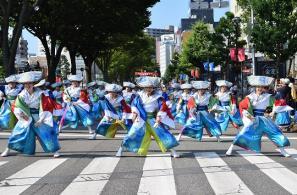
[24,0,229,53]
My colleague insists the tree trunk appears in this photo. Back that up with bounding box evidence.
[82,56,95,83]
[69,48,77,74]
[288,58,293,76]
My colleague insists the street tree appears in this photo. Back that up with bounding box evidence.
[179,21,226,75]
[238,0,297,70]
[215,11,246,78]
[0,0,45,76]
[108,34,156,83]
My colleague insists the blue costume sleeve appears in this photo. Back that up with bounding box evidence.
[0,86,5,94]
[131,95,147,121]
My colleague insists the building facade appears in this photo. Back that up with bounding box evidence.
[144,26,175,38]
[159,34,176,77]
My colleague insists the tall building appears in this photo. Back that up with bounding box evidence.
[144,26,174,38]
[181,0,215,32]
[15,36,28,68]
[159,34,176,77]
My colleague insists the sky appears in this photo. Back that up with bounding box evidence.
[24,0,229,53]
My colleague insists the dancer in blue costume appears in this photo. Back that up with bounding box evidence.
[274,78,294,130]
[175,83,192,126]
[177,81,221,142]
[122,82,136,106]
[87,81,103,121]
[214,80,243,132]
[52,82,63,104]
[118,76,179,158]
[1,72,62,157]
[169,83,182,117]
[226,75,291,157]
[0,75,22,129]
[60,75,94,134]
[91,83,132,140]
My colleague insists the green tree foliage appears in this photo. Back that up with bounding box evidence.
[215,11,246,77]
[108,34,156,83]
[25,0,159,82]
[238,0,297,66]
[0,49,5,78]
[57,55,70,79]
[162,53,189,84]
[179,21,226,75]
[0,0,45,76]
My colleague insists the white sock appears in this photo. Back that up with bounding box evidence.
[116,146,123,157]
[87,126,93,134]
[226,144,234,155]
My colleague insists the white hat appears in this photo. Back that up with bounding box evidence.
[96,81,105,86]
[32,71,43,81]
[18,71,40,83]
[67,75,83,82]
[171,83,180,89]
[34,79,46,87]
[123,82,135,88]
[216,80,233,87]
[63,80,71,85]
[51,82,62,88]
[192,81,210,89]
[87,81,97,88]
[181,83,192,89]
[280,78,290,85]
[247,75,274,87]
[5,75,18,83]
[105,84,123,92]
[135,77,161,88]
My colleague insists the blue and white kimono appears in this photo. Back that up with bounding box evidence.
[170,90,182,117]
[175,92,191,125]
[181,92,222,141]
[123,91,179,156]
[122,90,136,106]
[233,92,290,152]
[53,90,63,104]
[61,86,93,129]
[273,93,293,128]
[214,91,243,132]
[7,89,60,155]
[95,94,132,138]
[0,85,22,129]
[88,89,104,121]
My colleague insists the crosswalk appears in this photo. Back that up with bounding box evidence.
[0,149,297,195]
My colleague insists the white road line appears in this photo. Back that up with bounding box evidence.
[61,157,120,195]
[238,150,297,194]
[138,154,176,195]
[0,161,8,167]
[194,152,253,195]
[275,148,297,161]
[0,158,66,194]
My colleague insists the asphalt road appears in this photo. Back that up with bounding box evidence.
[0,127,297,195]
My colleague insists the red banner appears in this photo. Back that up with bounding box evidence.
[135,72,159,76]
[230,48,245,62]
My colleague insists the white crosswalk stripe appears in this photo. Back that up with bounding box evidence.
[194,152,253,195]
[138,154,176,195]
[238,150,297,195]
[0,158,66,194]
[275,148,297,160]
[61,157,120,195]
[1,150,297,194]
